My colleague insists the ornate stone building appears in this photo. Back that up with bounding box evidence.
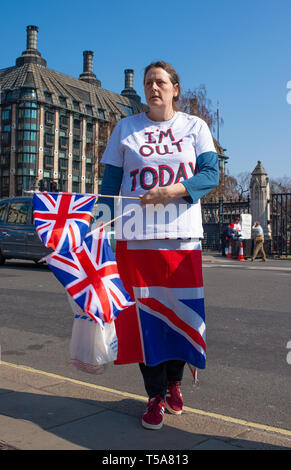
[0,25,143,198]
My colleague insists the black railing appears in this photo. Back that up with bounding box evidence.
[271,193,291,256]
[201,196,250,250]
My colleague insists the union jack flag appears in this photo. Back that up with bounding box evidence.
[33,192,96,253]
[46,227,135,326]
[114,239,206,368]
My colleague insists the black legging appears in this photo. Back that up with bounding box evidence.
[139,360,186,399]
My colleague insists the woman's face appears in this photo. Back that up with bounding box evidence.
[144,67,179,113]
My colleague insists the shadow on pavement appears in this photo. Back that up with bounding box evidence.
[0,388,289,450]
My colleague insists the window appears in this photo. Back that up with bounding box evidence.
[85,104,93,115]
[44,156,54,167]
[21,123,37,130]
[24,145,36,153]
[45,111,54,125]
[6,90,20,101]
[59,96,67,107]
[45,133,54,146]
[59,158,68,169]
[2,109,10,121]
[44,92,52,103]
[73,160,80,170]
[0,202,8,222]
[59,136,68,149]
[23,131,37,141]
[20,88,36,99]
[59,115,69,127]
[119,103,133,115]
[73,118,81,129]
[23,153,36,164]
[73,140,80,150]
[1,133,10,145]
[19,108,38,119]
[7,202,30,225]
[73,100,80,111]
[98,108,105,119]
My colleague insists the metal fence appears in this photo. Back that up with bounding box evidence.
[271,193,291,256]
[201,197,250,251]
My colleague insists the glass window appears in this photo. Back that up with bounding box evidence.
[7,202,30,224]
[23,123,37,130]
[59,136,68,148]
[2,110,10,121]
[98,108,105,119]
[23,153,36,164]
[45,111,54,124]
[21,88,36,99]
[24,145,36,152]
[0,202,8,222]
[59,96,67,107]
[119,103,133,115]
[24,131,37,141]
[59,115,69,127]
[44,92,52,103]
[73,118,81,129]
[44,156,54,168]
[45,133,54,146]
[20,108,38,119]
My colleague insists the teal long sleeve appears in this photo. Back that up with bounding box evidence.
[181,151,219,203]
[97,164,123,221]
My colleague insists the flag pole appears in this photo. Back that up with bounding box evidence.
[86,208,136,237]
[24,190,140,200]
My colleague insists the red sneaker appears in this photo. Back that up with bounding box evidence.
[165,381,183,415]
[142,395,165,430]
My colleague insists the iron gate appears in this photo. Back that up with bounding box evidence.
[271,193,291,256]
[201,197,250,250]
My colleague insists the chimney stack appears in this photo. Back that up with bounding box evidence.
[26,25,39,50]
[16,25,46,67]
[79,51,101,86]
[83,51,94,74]
[124,69,134,90]
[121,69,140,102]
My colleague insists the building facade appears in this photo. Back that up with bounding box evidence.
[0,25,143,198]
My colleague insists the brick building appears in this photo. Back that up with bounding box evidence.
[0,25,143,198]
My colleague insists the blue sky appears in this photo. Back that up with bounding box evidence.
[1,0,291,180]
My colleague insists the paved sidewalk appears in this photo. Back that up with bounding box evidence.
[0,362,290,451]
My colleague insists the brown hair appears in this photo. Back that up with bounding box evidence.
[143,61,181,110]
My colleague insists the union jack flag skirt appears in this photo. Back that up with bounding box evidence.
[46,227,135,326]
[33,192,96,253]
[114,239,206,369]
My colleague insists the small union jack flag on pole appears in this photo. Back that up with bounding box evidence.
[33,192,96,253]
[46,227,135,326]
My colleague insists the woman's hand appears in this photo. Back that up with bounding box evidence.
[139,183,189,206]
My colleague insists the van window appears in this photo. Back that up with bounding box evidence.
[0,202,8,222]
[7,202,30,225]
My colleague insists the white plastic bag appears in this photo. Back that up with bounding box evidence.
[67,295,118,374]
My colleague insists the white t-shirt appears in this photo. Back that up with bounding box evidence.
[101,111,215,240]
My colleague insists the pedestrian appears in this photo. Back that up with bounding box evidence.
[233,216,242,239]
[251,221,267,261]
[98,60,219,430]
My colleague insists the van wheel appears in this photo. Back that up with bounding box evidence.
[0,251,6,266]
